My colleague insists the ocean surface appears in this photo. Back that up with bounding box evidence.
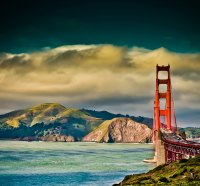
[0,141,155,186]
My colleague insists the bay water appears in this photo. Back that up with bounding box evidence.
[0,141,155,186]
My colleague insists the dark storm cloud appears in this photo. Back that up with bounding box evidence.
[0,45,130,71]
[0,55,30,68]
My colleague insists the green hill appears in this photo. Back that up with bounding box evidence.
[1,103,96,127]
[0,103,154,141]
[114,155,200,185]
[0,103,102,141]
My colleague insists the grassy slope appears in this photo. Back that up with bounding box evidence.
[0,103,104,140]
[83,119,114,142]
[93,119,114,139]
[114,155,200,186]
[1,103,97,127]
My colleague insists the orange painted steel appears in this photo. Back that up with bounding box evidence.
[154,64,172,132]
[153,65,200,164]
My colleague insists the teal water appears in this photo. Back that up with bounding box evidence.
[0,141,155,186]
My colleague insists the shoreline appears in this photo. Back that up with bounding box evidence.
[0,139,154,145]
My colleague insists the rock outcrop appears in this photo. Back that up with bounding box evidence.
[18,135,75,142]
[83,118,153,143]
[40,135,75,142]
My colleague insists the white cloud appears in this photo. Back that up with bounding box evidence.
[0,44,199,127]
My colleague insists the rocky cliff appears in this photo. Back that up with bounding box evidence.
[83,118,153,143]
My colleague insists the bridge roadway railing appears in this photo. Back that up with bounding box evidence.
[160,131,200,163]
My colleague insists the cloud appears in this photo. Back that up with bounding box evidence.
[0,44,200,127]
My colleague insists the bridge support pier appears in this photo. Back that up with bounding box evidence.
[155,130,166,166]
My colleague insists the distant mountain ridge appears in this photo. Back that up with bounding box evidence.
[82,108,153,128]
[0,103,153,142]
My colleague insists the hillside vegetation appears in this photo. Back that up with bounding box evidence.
[0,103,154,142]
[0,103,102,141]
[114,155,200,186]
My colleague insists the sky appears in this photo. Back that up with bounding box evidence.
[0,0,200,127]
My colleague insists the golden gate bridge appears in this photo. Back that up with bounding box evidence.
[153,65,200,166]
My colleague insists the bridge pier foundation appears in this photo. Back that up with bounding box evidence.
[155,131,166,166]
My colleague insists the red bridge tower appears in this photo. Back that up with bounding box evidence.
[154,64,173,132]
[152,65,200,166]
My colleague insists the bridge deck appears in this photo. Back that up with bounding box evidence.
[161,129,200,149]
